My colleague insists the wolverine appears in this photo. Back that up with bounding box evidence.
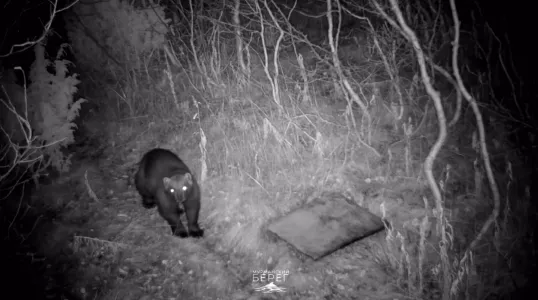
[134,148,203,238]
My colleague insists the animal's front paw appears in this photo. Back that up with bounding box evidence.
[173,229,189,238]
[189,228,204,238]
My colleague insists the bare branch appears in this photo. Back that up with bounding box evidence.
[371,0,451,298]
[0,0,80,58]
[448,0,500,262]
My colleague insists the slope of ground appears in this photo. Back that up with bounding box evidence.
[1,105,425,299]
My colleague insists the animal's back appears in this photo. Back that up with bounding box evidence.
[135,148,191,192]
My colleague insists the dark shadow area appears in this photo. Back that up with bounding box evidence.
[0,180,83,300]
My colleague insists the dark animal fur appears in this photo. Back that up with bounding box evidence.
[134,148,203,238]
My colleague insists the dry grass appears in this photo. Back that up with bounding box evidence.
[2,0,534,299]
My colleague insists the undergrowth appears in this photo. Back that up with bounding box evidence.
[0,0,535,299]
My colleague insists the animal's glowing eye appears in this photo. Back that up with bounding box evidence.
[182,186,188,191]
[169,188,175,193]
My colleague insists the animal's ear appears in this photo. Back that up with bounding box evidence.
[163,177,171,186]
[184,173,192,184]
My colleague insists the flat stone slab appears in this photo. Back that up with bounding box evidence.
[268,192,384,260]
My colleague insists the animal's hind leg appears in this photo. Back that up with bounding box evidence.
[156,191,188,238]
[137,186,157,208]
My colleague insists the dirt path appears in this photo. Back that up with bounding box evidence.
[20,150,263,300]
[3,123,400,300]
[3,147,245,299]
